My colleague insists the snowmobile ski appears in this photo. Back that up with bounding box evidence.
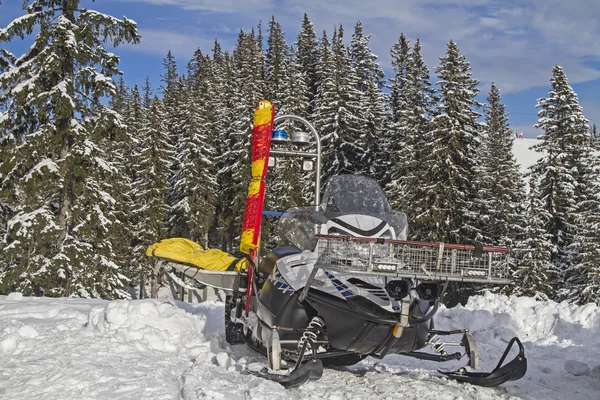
[439,337,527,387]
[246,359,324,389]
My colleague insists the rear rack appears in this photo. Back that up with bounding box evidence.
[314,235,511,284]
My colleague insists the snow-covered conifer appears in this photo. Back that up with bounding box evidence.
[417,40,483,245]
[265,16,288,105]
[476,83,526,247]
[531,65,599,296]
[513,177,558,299]
[131,97,174,287]
[295,14,319,114]
[314,26,362,182]
[349,21,388,182]
[386,39,436,238]
[0,0,139,298]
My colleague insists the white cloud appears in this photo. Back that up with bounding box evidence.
[123,28,232,60]
[116,0,274,13]
[115,0,600,94]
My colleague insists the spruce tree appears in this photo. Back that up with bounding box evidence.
[314,26,362,183]
[388,33,411,124]
[295,14,319,114]
[592,123,600,151]
[476,83,526,247]
[0,0,139,298]
[386,39,436,238]
[384,33,412,196]
[531,65,599,299]
[110,77,129,115]
[121,84,145,283]
[513,177,558,299]
[265,16,288,105]
[217,31,264,252]
[282,46,314,204]
[349,21,388,182]
[131,97,174,289]
[171,56,217,246]
[417,40,483,245]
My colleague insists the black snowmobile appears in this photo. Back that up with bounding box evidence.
[223,174,526,388]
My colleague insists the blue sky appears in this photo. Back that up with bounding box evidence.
[2,0,599,137]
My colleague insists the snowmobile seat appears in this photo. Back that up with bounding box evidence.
[259,247,302,276]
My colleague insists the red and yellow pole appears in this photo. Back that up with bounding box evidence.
[240,100,275,314]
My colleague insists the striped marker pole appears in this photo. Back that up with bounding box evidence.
[240,100,275,314]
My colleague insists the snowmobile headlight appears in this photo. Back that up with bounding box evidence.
[416,283,439,301]
[386,280,409,300]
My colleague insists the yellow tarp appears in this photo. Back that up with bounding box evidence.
[146,238,246,272]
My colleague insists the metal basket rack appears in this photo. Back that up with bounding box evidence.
[314,234,511,284]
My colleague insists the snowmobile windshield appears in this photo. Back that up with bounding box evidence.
[275,176,408,249]
[321,175,391,215]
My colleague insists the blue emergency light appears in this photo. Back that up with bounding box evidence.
[271,129,288,144]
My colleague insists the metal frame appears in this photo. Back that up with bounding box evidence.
[271,114,322,206]
[313,235,512,284]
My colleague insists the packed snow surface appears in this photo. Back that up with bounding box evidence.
[1,291,599,399]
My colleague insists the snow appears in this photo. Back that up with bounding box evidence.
[1,291,600,399]
[565,360,590,376]
[512,138,543,172]
[23,158,59,181]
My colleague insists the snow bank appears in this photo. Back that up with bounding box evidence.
[437,291,600,344]
[2,292,600,399]
[87,299,211,354]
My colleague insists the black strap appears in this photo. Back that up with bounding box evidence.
[226,258,240,271]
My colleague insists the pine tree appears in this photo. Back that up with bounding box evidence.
[388,33,411,124]
[120,84,145,284]
[592,123,600,151]
[186,47,206,90]
[131,98,174,288]
[314,26,362,183]
[110,77,129,115]
[0,1,139,298]
[513,177,558,299]
[170,55,217,246]
[281,46,314,204]
[386,39,436,238]
[531,65,598,298]
[265,16,288,105]
[217,31,265,252]
[295,14,319,114]
[348,21,388,182]
[476,83,526,247]
[142,76,153,108]
[384,33,412,195]
[417,40,483,245]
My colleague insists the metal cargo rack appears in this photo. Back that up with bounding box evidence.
[314,234,511,284]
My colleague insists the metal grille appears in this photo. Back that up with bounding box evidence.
[314,235,511,284]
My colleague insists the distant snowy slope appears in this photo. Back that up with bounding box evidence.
[512,138,542,173]
[2,292,600,399]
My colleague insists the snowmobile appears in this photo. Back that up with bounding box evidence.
[219,174,527,388]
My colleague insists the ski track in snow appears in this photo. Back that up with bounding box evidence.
[1,291,600,400]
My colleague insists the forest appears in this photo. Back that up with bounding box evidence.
[1,2,599,305]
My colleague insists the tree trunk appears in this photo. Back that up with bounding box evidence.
[57,1,76,249]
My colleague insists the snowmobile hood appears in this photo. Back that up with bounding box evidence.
[321,214,396,239]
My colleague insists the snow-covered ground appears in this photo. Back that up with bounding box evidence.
[2,289,599,399]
